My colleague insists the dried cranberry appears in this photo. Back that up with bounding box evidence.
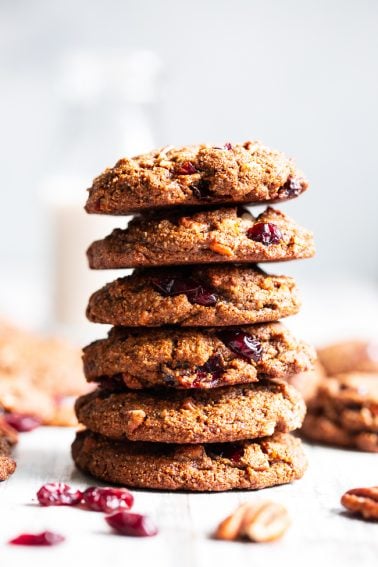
[279,176,303,198]
[224,142,233,150]
[82,487,134,513]
[178,161,197,175]
[152,276,217,306]
[190,178,212,200]
[210,443,244,463]
[4,412,41,432]
[106,511,158,537]
[246,222,282,245]
[194,354,224,386]
[218,330,263,362]
[9,531,65,546]
[37,483,83,506]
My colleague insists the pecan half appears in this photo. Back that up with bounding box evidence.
[215,501,290,542]
[341,486,378,520]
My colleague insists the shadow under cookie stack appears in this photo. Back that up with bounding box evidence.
[72,141,316,492]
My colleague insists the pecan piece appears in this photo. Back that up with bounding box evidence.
[209,240,234,257]
[341,486,378,520]
[126,409,146,432]
[215,501,290,542]
[215,503,250,541]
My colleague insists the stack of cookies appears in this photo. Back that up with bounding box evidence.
[72,141,316,491]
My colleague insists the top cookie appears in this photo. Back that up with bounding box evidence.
[85,141,308,214]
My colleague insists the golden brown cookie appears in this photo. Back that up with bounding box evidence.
[87,206,315,269]
[75,380,306,444]
[83,323,315,389]
[87,264,301,327]
[0,320,90,425]
[85,141,308,215]
[317,340,378,376]
[72,430,307,492]
[302,372,378,452]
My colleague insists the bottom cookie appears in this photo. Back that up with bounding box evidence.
[72,430,307,492]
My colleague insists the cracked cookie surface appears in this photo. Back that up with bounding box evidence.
[85,141,308,215]
[75,380,306,444]
[87,206,315,269]
[83,323,315,389]
[87,264,301,327]
[72,430,307,491]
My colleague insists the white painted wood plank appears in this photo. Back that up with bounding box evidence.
[0,428,377,567]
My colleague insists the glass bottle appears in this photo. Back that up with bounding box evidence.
[41,49,162,342]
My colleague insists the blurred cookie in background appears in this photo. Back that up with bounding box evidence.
[301,337,378,452]
[0,319,90,426]
[317,340,378,376]
[302,372,378,452]
[287,360,325,403]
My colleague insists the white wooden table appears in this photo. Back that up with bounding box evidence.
[0,427,377,567]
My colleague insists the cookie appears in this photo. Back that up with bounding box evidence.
[72,430,307,491]
[83,323,315,389]
[87,206,315,269]
[75,380,306,444]
[286,361,325,402]
[0,417,17,481]
[302,372,378,452]
[85,141,308,215]
[87,264,301,327]
[0,320,91,425]
[301,414,378,452]
[317,340,378,376]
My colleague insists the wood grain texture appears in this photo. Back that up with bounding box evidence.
[0,427,377,567]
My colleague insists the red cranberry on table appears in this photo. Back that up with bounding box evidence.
[82,486,134,513]
[37,483,83,506]
[246,223,282,246]
[106,511,158,537]
[9,531,65,546]
[4,412,41,432]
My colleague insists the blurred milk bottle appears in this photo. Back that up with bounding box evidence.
[40,50,162,342]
